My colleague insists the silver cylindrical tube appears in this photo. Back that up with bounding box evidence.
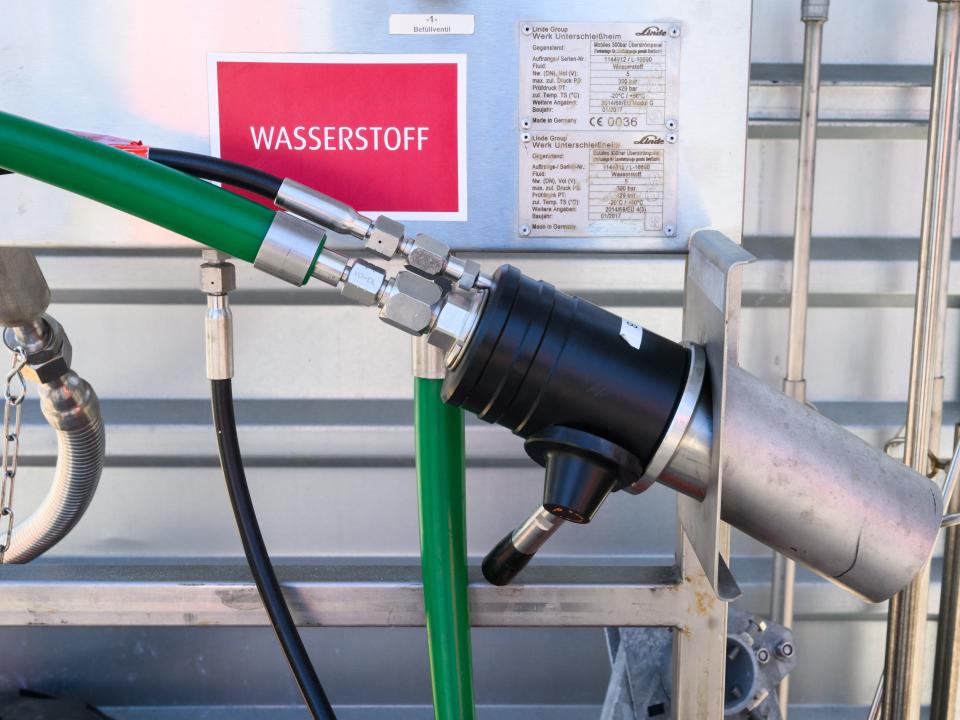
[275,179,372,239]
[932,426,960,719]
[777,8,827,713]
[311,248,349,287]
[511,506,565,554]
[254,211,327,287]
[887,4,960,717]
[0,247,50,326]
[662,365,943,603]
[205,294,233,381]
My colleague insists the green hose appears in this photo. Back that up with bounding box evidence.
[0,111,272,263]
[414,376,476,720]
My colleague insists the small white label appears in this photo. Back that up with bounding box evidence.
[620,319,644,349]
[389,14,475,35]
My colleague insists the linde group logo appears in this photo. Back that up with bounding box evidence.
[210,54,467,220]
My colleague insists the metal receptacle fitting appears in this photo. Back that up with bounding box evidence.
[801,0,829,21]
[512,506,566,555]
[427,288,486,368]
[366,216,406,259]
[379,271,442,335]
[254,211,327,286]
[3,315,72,384]
[404,233,451,276]
[201,250,235,381]
[312,248,349,287]
[341,260,388,306]
[402,233,484,290]
[274,179,373,240]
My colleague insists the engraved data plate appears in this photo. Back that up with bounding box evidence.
[519,21,680,131]
[519,21,680,238]
[519,131,677,238]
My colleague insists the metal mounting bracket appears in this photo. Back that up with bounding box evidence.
[679,229,755,599]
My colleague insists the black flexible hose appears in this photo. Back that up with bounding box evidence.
[148,147,282,199]
[1,148,282,201]
[210,379,337,720]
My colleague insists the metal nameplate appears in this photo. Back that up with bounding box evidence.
[519,21,681,132]
[519,21,681,238]
[518,130,678,237]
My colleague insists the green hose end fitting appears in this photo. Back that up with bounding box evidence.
[0,111,274,263]
[415,377,477,720]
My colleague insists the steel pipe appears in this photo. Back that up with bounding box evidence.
[775,4,828,714]
[883,3,960,718]
[665,366,942,603]
[933,425,960,717]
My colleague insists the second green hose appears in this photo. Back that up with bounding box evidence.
[414,376,476,720]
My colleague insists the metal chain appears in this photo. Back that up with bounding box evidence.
[0,347,28,563]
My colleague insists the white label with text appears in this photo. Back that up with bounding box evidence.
[389,14,475,35]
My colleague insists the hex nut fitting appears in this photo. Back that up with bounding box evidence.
[406,234,450,277]
[200,262,237,295]
[457,259,482,290]
[3,316,72,384]
[379,271,443,335]
[427,287,486,366]
[341,260,387,306]
[365,216,405,259]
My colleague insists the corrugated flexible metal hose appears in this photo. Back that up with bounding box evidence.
[1,370,105,563]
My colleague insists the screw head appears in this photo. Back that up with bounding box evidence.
[664,225,675,236]
[666,133,677,144]
[776,641,795,659]
[519,225,531,236]
[521,118,532,129]
[522,24,533,36]
[521,132,532,143]
[669,24,681,38]
[756,647,771,664]
[665,119,678,131]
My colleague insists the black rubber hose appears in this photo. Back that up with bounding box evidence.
[0,148,282,201]
[148,147,282,199]
[210,379,337,720]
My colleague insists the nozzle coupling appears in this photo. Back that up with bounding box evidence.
[200,250,235,380]
[482,506,565,586]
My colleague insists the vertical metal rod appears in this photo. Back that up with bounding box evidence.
[932,424,960,718]
[883,4,960,718]
[773,3,828,716]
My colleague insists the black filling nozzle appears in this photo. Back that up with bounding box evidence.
[481,427,643,586]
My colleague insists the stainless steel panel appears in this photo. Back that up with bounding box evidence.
[0,0,751,253]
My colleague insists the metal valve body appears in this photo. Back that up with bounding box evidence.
[445,265,943,602]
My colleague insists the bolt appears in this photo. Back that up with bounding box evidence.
[665,119,678,131]
[756,647,771,664]
[519,225,531,237]
[666,133,677,144]
[521,118,532,129]
[776,641,795,659]
[522,24,533,35]
[521,132,531,143]
[669,24,681,38]
[664,225,676,237]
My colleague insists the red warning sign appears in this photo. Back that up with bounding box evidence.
[209,54,467,220]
